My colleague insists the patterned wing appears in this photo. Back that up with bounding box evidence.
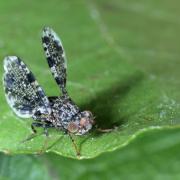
[3,56,51,118]
[42,27,67,95]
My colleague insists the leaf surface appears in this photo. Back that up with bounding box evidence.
[0,0,179,159]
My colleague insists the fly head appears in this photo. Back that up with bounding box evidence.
[67,111,95,135]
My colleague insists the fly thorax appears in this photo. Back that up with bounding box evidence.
[51,97,80,128]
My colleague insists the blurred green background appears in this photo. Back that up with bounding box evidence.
[0,0,180,179]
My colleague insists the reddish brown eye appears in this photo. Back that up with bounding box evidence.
[67,122,79,133]
[80,118,86,126]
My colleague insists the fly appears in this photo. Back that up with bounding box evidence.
[3,27,95,156]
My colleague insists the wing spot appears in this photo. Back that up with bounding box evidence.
[27,73,35,83]
[42,36,50,44]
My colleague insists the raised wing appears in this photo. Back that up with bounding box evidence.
[42,27,67,95]
[3,56,51,118]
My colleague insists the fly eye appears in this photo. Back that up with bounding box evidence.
[80,118,86,126]
[67,122,79,133]
[80,118,89,127]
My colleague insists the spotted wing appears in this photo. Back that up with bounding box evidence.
[3,56,51,118]
[42,27,67,95]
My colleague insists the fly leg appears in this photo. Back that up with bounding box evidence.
[94,122,118,133]
[31,122,51,136]
[36,123,54,154]
[31,122,42,134]
[21,122,53,154]
[20,122,44,143]
[68,132,80,157]
[96,128,116,133]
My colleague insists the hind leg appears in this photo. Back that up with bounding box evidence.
[31,122,52,136]
[21,122,52,144]
[31,122,55,154]
[21,122,53,154]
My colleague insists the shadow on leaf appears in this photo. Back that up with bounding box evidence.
[81,71,144,130]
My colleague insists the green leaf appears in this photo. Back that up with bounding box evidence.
[44,127,180,180]
[1,128,180,180]
[0,153,51,180]
[0,0,179,159]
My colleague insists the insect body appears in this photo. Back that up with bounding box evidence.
[3,27,94,154]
